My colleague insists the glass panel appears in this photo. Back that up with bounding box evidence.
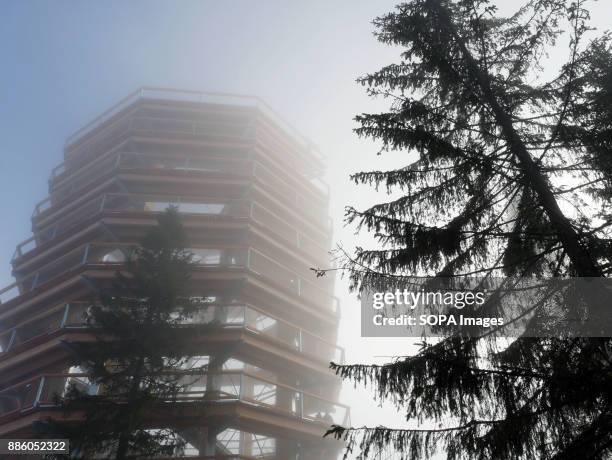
[12,237,37,260]
[64,303,90,327]
[10,309,64,349]
[301,332,339,363]
[0,378,41,416]
[39,376,98,404]
[144,200,178,212]
[178,202,224,214]
[180,355,210,370]
[100,248,126,263]
[179,305,246,326]
[190,248,246,266]
[302,393,348,425]
[202,305,246,326]
[34,195,104,243]
[0,329,14,353]
[51,162,66,179]
[241,375,300,416]
[248,250,299,295]
[30,245,87,288]
[176,374,208,399]
[0,284,21,304]
[86,245,133,264]
[34,198,52,215]
[50,154,118,202]
[66,116,132,168]
[245,308,300,351]
[2,247,92,306]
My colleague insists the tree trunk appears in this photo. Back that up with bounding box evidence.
[115,353,146,460]
[434,0,601,277]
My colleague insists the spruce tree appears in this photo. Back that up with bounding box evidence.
[43,208,207,459]
[328,1,612,458]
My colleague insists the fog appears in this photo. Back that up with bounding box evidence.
[2,1,612,456]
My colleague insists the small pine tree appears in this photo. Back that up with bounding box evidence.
[327,1,612,459]
[44,208,208,459]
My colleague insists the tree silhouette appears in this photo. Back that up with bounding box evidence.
[328,1,612,459]
[44,208,208,459]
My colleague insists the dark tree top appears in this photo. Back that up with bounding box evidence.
[330,1,612,459]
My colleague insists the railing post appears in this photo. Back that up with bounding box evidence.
[99,194,107,213]
[33,376,45,408]
[30,272,40,291]
[81,244,90,265]
[239,374,245,400]
[298,390,304,418]
[60,304,70,329]
[6,329,16,352]
[114,153,122,170]
[298,329,303,353]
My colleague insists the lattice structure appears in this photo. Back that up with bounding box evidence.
[0,88,348,459]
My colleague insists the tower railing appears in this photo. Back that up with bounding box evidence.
[16,193,331,266]
[42,152,328,223]
[0,370,350,426]
[64,87,325,163]
[0,302,345,363]
[3,244,339,315]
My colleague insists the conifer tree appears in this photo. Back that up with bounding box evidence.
[328,1,612,458]
[44,208,207,459]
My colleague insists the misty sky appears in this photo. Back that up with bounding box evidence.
[2,0,612,449]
